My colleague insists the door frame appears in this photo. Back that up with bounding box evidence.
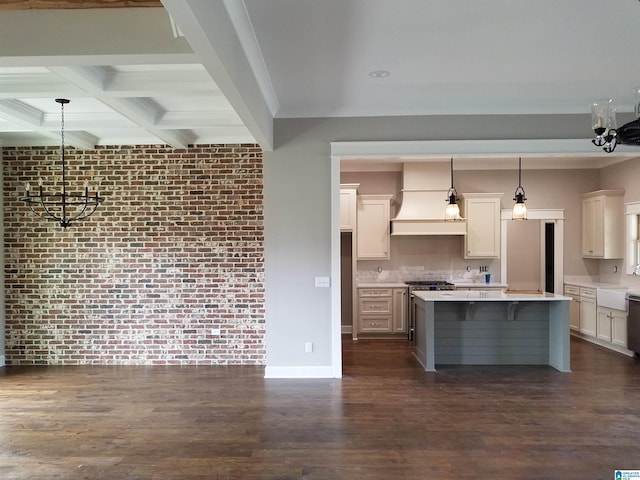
[500,209,565,294]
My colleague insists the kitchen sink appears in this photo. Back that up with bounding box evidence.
[597,287,629,311]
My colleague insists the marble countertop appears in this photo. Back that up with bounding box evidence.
[453,282,508,288]
[357,282,407,288]
[564,280,623,289]
[413,290,571,302]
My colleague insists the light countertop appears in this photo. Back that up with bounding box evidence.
[453,282,508,288]
[357,282,508,289]
[413,290,571,302]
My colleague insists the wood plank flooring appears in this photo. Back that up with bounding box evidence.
[1,336,639,479]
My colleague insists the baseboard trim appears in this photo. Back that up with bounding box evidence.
[570,332,634,357]
[264,365,337,379]
[341,325,353,334]
[0,355,5,367]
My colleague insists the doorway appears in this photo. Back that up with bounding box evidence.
[500,210,564,294]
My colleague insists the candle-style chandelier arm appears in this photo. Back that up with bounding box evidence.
[591,87,640,153]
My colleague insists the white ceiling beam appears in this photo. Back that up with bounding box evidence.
[161,0,273,150]
[51,65,194,148]
[0,100,98,149]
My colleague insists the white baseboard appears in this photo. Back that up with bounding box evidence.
[341,325,353,334]
[570,332,634,357]
[264,365,337,378]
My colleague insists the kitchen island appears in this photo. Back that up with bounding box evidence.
[412,290,571,372]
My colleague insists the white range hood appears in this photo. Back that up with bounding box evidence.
[391,163,467,236]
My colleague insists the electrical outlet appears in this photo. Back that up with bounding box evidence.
[305,342,313,353]
[314,277,330,288]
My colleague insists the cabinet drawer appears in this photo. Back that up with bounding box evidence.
[359,298,392,314]
[359,315,393,332]
[564,284,580,296]
[359,288,393,297]
[580,287,597,299]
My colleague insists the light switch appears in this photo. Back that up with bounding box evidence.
[315,276,330,288]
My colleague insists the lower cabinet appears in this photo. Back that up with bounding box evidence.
[564,284,580,332]
[565,283,632,356]
[578,288,597,337]
[357,287,407,336]
[597,307,627,347]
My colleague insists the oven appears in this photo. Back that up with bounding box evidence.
[406,281,456,342]
[627,293,640,357]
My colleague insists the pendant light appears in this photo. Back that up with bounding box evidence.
[20,98,104,228]
[512,157,527,220]
[445,157,461,221]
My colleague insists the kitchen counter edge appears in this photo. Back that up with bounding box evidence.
[413,290,571,302]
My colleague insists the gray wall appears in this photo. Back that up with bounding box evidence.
[263,114,636,374]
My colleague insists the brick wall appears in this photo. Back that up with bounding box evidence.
[2,144,265,365]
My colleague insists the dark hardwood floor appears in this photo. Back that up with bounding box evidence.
[1,336,639,479]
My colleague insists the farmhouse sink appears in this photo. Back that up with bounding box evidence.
[597,287,629,311]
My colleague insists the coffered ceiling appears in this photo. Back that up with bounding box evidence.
[2,0,640,165]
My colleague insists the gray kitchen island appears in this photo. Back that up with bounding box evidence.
[412,290,571,372]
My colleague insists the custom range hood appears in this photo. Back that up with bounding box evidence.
[391,163,467,235]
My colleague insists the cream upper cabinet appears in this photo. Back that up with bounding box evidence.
[357,194,392,260]
[462,193,502,259]
[581,190,624,259]
[340,183,359,232]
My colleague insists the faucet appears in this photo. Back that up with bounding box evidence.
[633,264,640,276]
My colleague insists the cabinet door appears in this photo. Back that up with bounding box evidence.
[392,288,407,333]
[357,196,391,260]
[464,196,501,258]
[568,296,580,331]
[611,311,628,347]
[579,297,597,337]
[582,196,604,257]
[597,309,612,342]
[340,185,358,231]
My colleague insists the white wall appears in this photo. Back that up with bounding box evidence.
[262,113,613,377]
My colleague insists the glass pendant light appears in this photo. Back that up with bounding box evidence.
[512,157,527,220]
[445,157,461,221]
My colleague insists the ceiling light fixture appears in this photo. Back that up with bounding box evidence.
[512,157,527,220]
[445,157,461,221]
[591,86,640,153]
[20,98,104,228]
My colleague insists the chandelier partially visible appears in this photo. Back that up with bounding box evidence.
[20,98,104,228]
[591,86,640,153]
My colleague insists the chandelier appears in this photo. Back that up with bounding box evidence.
[20,98,103,228]
[591,86,640,153]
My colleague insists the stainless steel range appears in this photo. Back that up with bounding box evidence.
[406,280,456,342]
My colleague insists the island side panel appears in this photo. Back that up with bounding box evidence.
[413,298,435,371]
[548,299,571,372]
[434,302,550,366]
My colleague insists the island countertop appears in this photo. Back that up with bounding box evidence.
[413,290,571,302]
